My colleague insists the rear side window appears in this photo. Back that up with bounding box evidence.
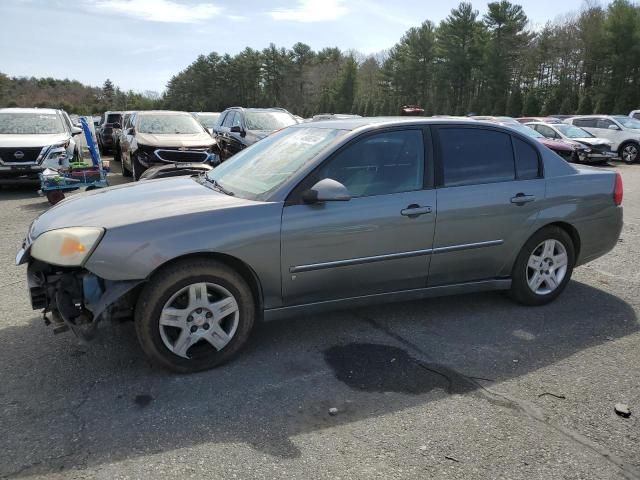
[513,138,540,180]
[596,118,615,129]
[573,118,597,128]
[439,128,514,187]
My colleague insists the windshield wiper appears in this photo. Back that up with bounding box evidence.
[202,175,234,196]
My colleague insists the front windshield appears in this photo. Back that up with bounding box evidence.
[207,127,346,200]
[0,112,65,134]
[195,113,220,128]
[244,111,297,131]
[509,123,544,138]
[614,116,640,129]
[138,114,203,134]
[555,124,593,138]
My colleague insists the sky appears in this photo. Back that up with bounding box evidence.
[0,0,613,94]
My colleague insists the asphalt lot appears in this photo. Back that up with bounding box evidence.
[0,159,638,479]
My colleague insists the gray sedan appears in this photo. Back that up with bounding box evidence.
[17,118,623,372]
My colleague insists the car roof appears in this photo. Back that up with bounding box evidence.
[290,116,486,131]
[135,110,193,116]
[0,107,59,114]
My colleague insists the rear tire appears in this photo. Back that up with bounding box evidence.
[509,226,575,306]
[135,258,256,373]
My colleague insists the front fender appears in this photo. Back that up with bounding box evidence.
[84,203,284,308]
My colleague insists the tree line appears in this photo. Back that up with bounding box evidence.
[0,75,161,115]
[164,0,640,117]
[1,0,639,118]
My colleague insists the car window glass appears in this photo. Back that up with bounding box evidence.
[537,125,556,137]
[317,130,425,197]
[574,118,597,128]
[596,118,614,129]
[222,112,235,128]
[439,128,515,187]
[231,113,242,128]
[217,112,227,127]
[513,138,540,180]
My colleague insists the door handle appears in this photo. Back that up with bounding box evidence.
[401,204,432,217]
[511,193,536,205]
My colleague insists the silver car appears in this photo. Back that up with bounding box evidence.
[17,118,623,372]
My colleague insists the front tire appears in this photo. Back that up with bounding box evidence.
[619,142,639,164]
[131,153,146,181]
[509,226,575,306]
[135,258,256,373]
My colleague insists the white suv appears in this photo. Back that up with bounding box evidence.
[566,115,640,163]
[0,108,82,183]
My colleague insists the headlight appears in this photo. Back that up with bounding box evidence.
[31,227,104,267]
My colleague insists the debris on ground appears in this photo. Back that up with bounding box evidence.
[419,445,427,451]
[614,403,631,418]
[328,407,338,416]
[538,392,566,400]
[444,455,460,463]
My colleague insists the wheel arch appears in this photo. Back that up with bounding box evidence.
[147,252,264,318]
[618,139,639,155]
[534,221,581,260]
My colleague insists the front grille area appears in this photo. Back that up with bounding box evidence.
[0,147,43,164]
[590,144,612,154]
[154,149,209,163]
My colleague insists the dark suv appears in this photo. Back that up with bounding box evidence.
[96,111,122,153]
[120,110,217,180]
[212,107,298,161]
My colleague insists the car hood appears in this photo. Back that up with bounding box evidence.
[571,137,612,146]
[247,130,272,141]
[136,132,215,147]
[30,177,259,238]
[537,137,575,151]
[0,133,69,148]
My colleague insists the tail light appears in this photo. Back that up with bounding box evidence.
[614,173,623,206]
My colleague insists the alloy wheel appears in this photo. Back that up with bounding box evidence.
[159,282,239,359]
[526,239,568,295]
[622,144,638,163]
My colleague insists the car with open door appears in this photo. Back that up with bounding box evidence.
[17,118,623,372]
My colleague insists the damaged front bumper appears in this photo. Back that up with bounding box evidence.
[24,256,142,340]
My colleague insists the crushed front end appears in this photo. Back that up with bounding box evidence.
[17,228,141,341]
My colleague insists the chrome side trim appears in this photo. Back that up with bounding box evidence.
[289,248,433,273]
[289,239,504,273]
[264,279,512,321]
[433,239,504,254]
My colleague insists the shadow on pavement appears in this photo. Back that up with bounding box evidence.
[0,279,637,477]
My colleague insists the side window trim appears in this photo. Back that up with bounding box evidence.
[285,126,431,206]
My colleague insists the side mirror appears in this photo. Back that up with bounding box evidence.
[127,127,135,135]
[608,124,620,130]
[302,178,351,204]
[71,126,83,136]
[113,122,122,129]
[230,125,243,134]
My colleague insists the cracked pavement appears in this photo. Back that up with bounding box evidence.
[0,160,638,479]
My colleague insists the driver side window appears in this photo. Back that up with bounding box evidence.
[316,130,425,197]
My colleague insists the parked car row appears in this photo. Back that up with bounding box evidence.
[471,114,640,164]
